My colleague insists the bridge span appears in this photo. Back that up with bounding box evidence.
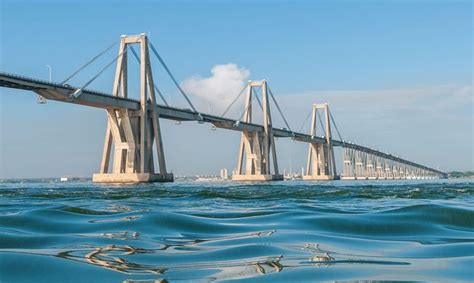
[0,34,447,182]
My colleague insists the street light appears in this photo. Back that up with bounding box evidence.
[45,65,52,82]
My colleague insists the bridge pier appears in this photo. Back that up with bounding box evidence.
[232,80,283,181]
[376,156,385,179]
[92,34,173,183]
[341,147,356,180]
[393,162,400,179]
[303,103,337,180]
[367,154,377,179]
[354,150,367,180]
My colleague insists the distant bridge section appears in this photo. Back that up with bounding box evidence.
[0,33,447,182]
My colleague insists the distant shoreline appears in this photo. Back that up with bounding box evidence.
[448,171,474,179]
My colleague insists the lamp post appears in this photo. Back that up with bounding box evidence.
[45,65,52,82]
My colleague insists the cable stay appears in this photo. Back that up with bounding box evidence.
[267,86,292,132]
[252,87,264,111]
[316,110,326,137]
[231,84,292,136]
[221,84,249,118]
[236,87,266,123]
[129,46,169,106]
[148,42,199,115]
[329,110,344,143]
[236,87,255,122]
[61,41,117,85]
[298,109,312,133]
[70,45,130,99]
[297,108,327,138]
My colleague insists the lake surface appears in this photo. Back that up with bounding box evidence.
[0,178,473,282]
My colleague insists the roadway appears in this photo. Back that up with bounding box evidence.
[0,71,446,176]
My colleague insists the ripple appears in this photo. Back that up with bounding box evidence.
[89,216,140,223]
[63,206,114,215]
[0,179,473,282]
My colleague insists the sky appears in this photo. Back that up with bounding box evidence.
[0,0,472,178]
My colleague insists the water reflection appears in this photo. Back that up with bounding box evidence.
[77,231,141,240]
[45,230,409,282]
[0,227,412,281]
[89,215,140,223]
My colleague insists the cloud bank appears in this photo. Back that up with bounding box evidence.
[181,64,250,114]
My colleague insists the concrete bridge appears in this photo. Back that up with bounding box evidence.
[0,34,447,182]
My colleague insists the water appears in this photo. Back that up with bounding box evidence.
[0,179,473,282]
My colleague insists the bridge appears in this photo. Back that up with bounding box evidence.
[0,34,447,182]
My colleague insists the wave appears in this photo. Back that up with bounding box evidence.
[0,180,473,282]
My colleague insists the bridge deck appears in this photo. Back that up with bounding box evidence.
[0,71,445,176]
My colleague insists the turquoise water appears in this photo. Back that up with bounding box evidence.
[0,179,473,282]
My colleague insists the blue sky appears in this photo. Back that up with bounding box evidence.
[1,0,472,178]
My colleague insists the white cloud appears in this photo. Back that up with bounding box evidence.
[181,64,250,114]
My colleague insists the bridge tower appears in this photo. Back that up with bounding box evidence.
[232,80,283,181]
[303,103,337,180]
[93,34,173,183]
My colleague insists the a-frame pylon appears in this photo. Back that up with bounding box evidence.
[232,80,283,181]
[303,103,337,180]
[93,34,173,183]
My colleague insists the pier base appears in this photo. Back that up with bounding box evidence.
[92,173,174,183]
[303,175,337,180]
[341,176,356,180]
[232,174,283,181]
